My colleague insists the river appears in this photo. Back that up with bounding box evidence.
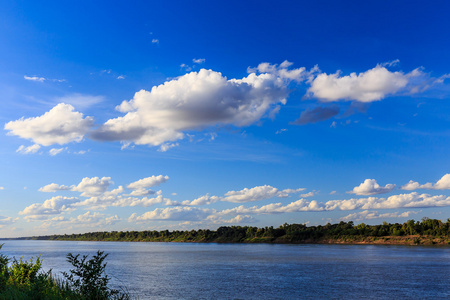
[1,240,449,299]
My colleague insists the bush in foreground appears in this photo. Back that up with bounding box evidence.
[0,244,129,299]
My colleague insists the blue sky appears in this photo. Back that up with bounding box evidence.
[1,1,450,237]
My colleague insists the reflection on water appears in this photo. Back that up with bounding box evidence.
[2,241,449,299]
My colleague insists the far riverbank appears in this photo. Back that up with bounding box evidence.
[4,218,449,246]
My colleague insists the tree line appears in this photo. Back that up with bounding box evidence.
[22,217,450,245]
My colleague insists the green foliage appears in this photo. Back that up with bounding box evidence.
[31,218,450,244]
[62,251,129,300]
[0,245,129,299]
[0,244,10,288]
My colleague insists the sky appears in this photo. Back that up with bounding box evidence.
[1,1,450,237]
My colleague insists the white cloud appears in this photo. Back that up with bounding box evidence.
[16,144,41,154]
[340,210,418,222]
[208,214,256,224]
[223,185,281,203]
[76,193,167,210]
[401,180,433,190]
[24,75,46,82]
[433,174,450,190]
[180,64,192,71]
[182,194,221,206]
[348,179,396,195]
[152,39,159,44]
[40,211,120,229]
[19,196,80,219]
[128,188,155,197]
[301,191,315,198]
[219,198,324,216]
[71,177,113,197]
[39,183,71,192]
[127,175,169,190]
[180,186,305,204]
[218,191,450,217]
[307,64,423,102]
[0,215,17,228]
[158,143,179,152]
[193,58,205,64]
[117,75,125,80]
[275,128,287,134]
[247,60,307,82]
[400,174,450,190]
[49,147,66,156]
[91,67,290,146]
[5,103,94,146]
[278,188,306,197]
[325,192,450,210]
[129,207,212,222]
[380,59,400,68]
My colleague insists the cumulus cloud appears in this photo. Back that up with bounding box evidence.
[91,67,290,146]
[307,64,423,102]
[75,191,173,210]
[218,192,450,217]
[34,176,174,210]
[219,199,324,216]
[348,179,396,195]
[400,174,450,190]
[39,183,71,192]
[434,174,450,189]
[16,144,41,154]
[325,192,450,210]
[183,186,306,204]
[182,194,221,206]
[127,175,169,190]
[5,103,94,146]
[401,180,434,191]
[292,106,340,125]
[71,177,113,197]
[247,60,307,82]
[129,207,212,222]
[207,214,256,224]
[19,196,80,219]
[223,185,282,203]
[340,210,418,222]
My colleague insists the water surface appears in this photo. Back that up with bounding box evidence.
[2,241,449,299]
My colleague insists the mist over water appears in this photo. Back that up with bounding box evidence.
[2,241,449,299]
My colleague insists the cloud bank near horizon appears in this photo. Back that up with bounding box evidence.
[15,174,450,229]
